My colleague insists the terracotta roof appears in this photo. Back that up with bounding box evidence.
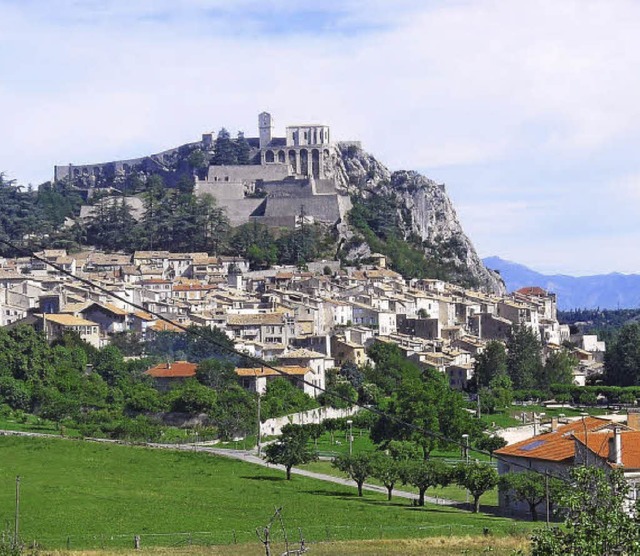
[227,313,284,326]
[149,321,184,332]
[516,286,548,297]
[280,348,326,359]
[495,417,613,462]
[574,430,640,469]
[43,313,99,327]
[235,365,310,377]
[145,361,197,378]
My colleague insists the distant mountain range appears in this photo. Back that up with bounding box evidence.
[483,256,640,310]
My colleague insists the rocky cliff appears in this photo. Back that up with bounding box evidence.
[335,144,505,294]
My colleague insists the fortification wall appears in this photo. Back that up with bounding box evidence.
[54,142,200,181]
[263,195,341,223]
[259,179,314,198]
[196,181,245,200]
[203,163,290,183]
[214,198,265,226]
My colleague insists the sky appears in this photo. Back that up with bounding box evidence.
[2,0,640,276]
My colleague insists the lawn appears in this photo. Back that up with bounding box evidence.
[298,461,498,507]
[0,436,531,550]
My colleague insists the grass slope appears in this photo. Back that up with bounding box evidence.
[0,437,531,550]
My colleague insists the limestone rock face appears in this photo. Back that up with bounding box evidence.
[335,143,505,294]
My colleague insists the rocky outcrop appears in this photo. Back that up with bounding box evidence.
[336,144,505,294]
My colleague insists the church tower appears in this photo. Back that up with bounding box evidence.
[259,112,274,149]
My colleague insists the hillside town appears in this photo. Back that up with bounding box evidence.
[0,248,604,393]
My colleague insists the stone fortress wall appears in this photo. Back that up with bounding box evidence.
[55,112,353,229]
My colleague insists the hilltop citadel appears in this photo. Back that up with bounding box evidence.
[55,113,357,228]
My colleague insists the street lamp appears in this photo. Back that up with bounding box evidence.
[462,434,470,464]
[347,420,353,456]
[462,434,470,505]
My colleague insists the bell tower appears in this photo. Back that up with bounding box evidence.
[259,112,273,149]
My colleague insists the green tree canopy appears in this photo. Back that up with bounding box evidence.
[333,452,375,497]
[605,323,640,386]
[264,424,317,480]
[473,340,507,389]
[454,462,498,513]
[507,325,543,390]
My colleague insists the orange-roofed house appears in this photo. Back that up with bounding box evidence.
[144,361,197,391]
[235,366,321,398]
[495,416,633,516]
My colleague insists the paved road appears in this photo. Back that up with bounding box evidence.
[0,429,461,507]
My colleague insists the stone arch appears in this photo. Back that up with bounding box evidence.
[311,149,320,179]
[265,150,275,163]
[288,150,297,173]
[300,149,309,176]
[277,150,286,163]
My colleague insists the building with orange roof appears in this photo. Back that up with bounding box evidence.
[144,361,197,391]
[495,416,635,516]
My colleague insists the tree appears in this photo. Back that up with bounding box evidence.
[92,345,126,386]
[371,453,401,500]
[212,128,237,165]
[168,380,218,414]
[235,131,251,164]
[543,350,577,386]
[531,466,640,556]
[475,434,507,456]
[333,452,374,496]
[454,462,498,513]
[474,341,507,389]
[371,365,479,459]
[195,358,236,390]
[400,459,452,507]
[605,323,640,386]
[507,325,543,390]
[499,471,546,521]
[260,378,318,420]
[320,380,358,409]
[264,424,317,480]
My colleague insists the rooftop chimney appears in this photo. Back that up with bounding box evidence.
[551,417,559,432]
[628,408,640,431]
[608,427,623,466]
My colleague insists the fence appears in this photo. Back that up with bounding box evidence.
[25,522,533,551]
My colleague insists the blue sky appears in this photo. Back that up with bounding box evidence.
[2,0,640,275]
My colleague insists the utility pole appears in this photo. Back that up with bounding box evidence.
[256,369,262,456]
[545,471,550,527]
[14,476,20,546]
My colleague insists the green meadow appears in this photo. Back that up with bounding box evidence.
[0,436,532,550]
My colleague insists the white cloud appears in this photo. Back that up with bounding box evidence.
[3,1,640,273]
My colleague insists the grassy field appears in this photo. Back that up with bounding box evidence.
[298,461,499,506]
[55,536,531,555]
[0,436,533,550]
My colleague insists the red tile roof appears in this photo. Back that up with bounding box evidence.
[495,417,612,462]
[574,430,640,469]
[235,366,310,378]
[516,286,548,296]
[145,361,197,378]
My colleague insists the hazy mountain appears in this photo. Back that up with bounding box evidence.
[483,256,640,310]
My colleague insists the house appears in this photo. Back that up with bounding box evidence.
[494,416,632,516]
[235,365,321,397]
[144,361,198,391]
[41,313,101,348]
